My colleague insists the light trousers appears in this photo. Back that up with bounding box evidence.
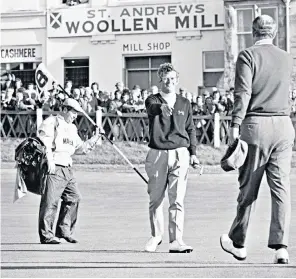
[145,147,190,242]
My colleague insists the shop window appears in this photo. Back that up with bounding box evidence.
[260,7,278,45]
[203,51,224,88]
[237,8,254,52]
[64,58,89,88]
[0,62,40,90]
[125,55,171,90]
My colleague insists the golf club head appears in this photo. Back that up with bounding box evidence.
[192,163,204,175]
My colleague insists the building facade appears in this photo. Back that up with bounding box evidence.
[1,0,295,94]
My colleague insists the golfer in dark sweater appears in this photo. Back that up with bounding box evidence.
[220,15,294,264]
[144,63,198,253]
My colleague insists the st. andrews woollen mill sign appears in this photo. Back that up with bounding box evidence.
[48,2,224,37]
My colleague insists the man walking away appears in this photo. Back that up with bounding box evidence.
[220,15,294,264]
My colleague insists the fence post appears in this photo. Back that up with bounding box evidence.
[214,112,220,148]
[96,108,102,145]
[36,109,43,136]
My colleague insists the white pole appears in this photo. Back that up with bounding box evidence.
[36,108,43,136]
[214,113,221,148]
[95,108,102,145]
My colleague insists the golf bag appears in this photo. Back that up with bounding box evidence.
[15,137,48,195]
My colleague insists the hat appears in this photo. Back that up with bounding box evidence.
[220,138,248,172]
[63,98,82,113]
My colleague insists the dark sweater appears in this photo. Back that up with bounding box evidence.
[232,44,294,126]
[145,93,197,155]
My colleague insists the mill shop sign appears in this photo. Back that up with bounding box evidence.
[48,2,224,37]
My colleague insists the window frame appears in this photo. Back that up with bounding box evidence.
[203,51,224,73]
[236,7,254,51]
[235,5,279,52]
[124,54,171,88]
[202,51,224,88]
[0,62,41,89]
[258,5,279,46]
[63,57,90,87]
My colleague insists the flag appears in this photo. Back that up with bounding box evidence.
[35,63,57,94]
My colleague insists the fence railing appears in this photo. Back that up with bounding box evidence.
[5,109,295,147]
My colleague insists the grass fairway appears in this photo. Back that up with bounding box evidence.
[1,167,296,278]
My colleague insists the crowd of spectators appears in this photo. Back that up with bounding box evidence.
[1,73,296,142]
[1,74,235,117]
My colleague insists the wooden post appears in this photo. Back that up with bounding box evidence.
[214,112,220,148]
[36,109,43,136]
[96,108,102,145]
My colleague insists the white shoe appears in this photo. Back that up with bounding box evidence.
[169,239,193,253]
[274,248,289,264]
[220,234,247,261]
[144,236,162,252]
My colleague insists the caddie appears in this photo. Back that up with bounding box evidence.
[38,98,104,244]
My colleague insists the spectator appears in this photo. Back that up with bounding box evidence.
[193,96,205,115]
[115,81,124,93]
[48,81,60,96]
[141,89,149,104]
[150,85,158,95]
[65,80,73,94]
[97,91,110,112]
[179,87,187,98]
[225,91,234,116]
[108,90,123,140]
[72,88,81,101]
[132,85,141,98]
[79,86,86,98]
[185,92,193,103]
[290,89,296,116]
[1,73,15,92]
[2,88,16,110]
[91,82,100,98]
[14,78,22,96]
[109,90,122,115]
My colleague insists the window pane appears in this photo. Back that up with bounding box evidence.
[151,70,161,89]
[204,51,224,70]
[64,59,89,67]
[238,34,253,51]
[127,71,149,89]
[10,63,21,71]
[261,7,277,20]
[237,9,253,32]
[11,70,35,88]
[203,72,223,87]
[65,67,89,88]
[151,56,171,68]
[23,63,34,70]
[126,57,149,69]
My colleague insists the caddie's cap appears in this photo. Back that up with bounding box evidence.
[63,98,82,113]
[252,15,277,38]
[220,138,248,172]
